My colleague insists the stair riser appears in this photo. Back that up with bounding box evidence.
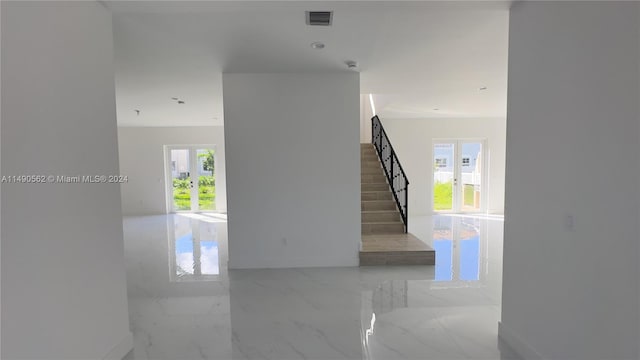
[361,175,387,184]
[361,223,405,234]
[362,212,401,222]
[361,163,381,170]
[362,167,384,175]
[361,192,393,201]
[361,161,381,168]
[362,201,397,211]
[360,252,435,266]
[362,183,389,192]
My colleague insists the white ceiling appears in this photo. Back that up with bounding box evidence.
[109,1,509,127]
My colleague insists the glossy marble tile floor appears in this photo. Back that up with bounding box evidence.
[123,213,517,360]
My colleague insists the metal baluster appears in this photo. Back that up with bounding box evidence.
[405,178,409,233]
[390,150,394,188]
[379,126,383,159]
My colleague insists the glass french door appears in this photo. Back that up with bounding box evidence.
[167,146,216,212]
[433,140,486,213]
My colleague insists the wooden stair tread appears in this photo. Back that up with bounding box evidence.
[361,220,403,225]
[359,233,435,265]
[360,233,434,253]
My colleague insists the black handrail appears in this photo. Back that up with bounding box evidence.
[371,115,409,233]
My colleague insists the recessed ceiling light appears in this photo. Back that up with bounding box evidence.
[311,41,325,49]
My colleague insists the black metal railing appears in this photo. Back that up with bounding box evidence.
[371,115,409,233]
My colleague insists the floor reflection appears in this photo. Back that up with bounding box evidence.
[169,214,227,281]
[123,214,231,360]
[399,214,499,288]
[124,214,507,360]
[359,215,504,360]
[432,215,486,283]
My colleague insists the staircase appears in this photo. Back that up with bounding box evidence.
[360,143,435,266]
[361,144,405,234]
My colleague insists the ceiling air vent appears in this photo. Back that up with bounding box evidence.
[306,11,333,26]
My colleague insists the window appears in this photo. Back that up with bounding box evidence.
[435,158,447,168]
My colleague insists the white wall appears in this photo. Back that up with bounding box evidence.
[118,126,227,215]
[1,2,132,359]
[223,73,360,269]
[381,117,506,215]
[360,94,373,143]
[1,2,3,356]
[501,2,639,359]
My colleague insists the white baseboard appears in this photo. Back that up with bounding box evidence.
[498,322,545,360]
[103,331,134,360]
